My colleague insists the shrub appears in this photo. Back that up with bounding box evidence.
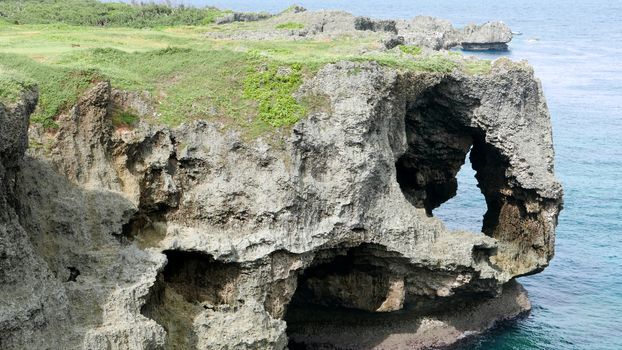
[0,70,34,106]
[276,22,305,30]
[412,55,458,73]
[111,111,138,128]
[243,63,306,127]
[398,45,422,56]
[0,0,229,28]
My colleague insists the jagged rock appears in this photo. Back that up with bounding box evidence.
[0,86,36,167]
[281,5,307,14]
[461,21,513,51]
[215,12,272,25]
[395,16,460,50]
[209,10,513,51]
[1,37,559,350]
[394,17,513,51]
[208,10,359,41]
[382,35,405,49]
[354,17,398,34]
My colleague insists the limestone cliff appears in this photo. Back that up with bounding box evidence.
[208,9,513,51]
[0,54,562,349]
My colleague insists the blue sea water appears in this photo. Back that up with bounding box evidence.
[117,1,622,348]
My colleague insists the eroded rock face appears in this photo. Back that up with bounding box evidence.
[215,11,273,25]
[461,21,513,51]
[395,17,512,50]
[209,10,513,50]
[1,58,561,349]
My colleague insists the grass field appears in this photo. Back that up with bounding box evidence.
[0,1,492,135]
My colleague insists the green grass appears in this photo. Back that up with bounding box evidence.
[275,22,305,30]
[1,44,308,133]
[55,47,259,128]
[243,62,306,127]
[411,55,458,73]
[0,53,102,128]
[0,0,230,27]
[398,45,422,56]
[111,110,138,128]
[0,1,498,137]
[465,59,492,75]
[0,67,35,105]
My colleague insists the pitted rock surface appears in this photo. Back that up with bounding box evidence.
[208,10,513,51]
[1,52,560,350]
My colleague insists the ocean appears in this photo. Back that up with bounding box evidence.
[113,1,622,348]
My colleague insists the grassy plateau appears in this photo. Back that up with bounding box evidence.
[0,0,492,134]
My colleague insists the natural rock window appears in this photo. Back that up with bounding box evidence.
[434,151,488,232]
[395,81,507,236]
[395,83,478,217]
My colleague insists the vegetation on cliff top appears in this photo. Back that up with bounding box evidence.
[0,0,493,133]
[243,61,306,127]
[0,0,229,27]
[398,45,423,56]
[275,22,305,30]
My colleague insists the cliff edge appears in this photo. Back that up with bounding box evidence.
[0,6,561,350]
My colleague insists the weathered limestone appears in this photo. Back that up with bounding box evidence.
[209,10,513,51]
[1,85,165,350]
[0,6,559,347]
[0,52,562,349]
[461,22,513,51]
[215,11,273,25]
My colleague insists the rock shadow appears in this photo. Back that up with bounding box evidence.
[394,79,512,238]
[141,250,242,349]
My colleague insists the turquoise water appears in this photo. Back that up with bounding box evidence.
[118,1,622,348]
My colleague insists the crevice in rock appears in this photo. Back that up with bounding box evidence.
[120,211,168,248]
[141,250,242,349]
[284,244,409,348]
[66,267,80,282]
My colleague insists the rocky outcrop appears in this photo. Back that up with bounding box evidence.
[209,10,513,51]
[1,56,561,349]
[215,11,273,25]
[354,17,398,34]
[461,22,513,51]
[1,85,164,349]
[395,17,512,50]
[394,16,460,50]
